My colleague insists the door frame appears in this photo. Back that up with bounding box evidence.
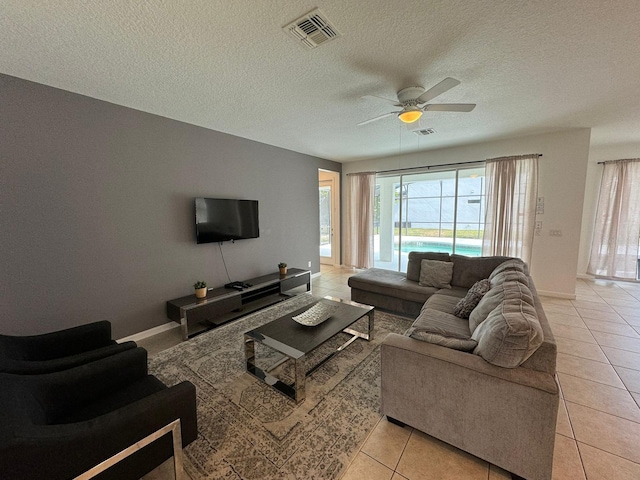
[319,169,341,266]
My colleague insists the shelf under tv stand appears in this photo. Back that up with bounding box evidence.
[166,268,311,340]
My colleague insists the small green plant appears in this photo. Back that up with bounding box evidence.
[193,280,207,289]
[278,262,287,269]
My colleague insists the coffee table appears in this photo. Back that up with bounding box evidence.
[244,296,374,403]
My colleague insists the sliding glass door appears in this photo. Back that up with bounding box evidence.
[373,166,485,272]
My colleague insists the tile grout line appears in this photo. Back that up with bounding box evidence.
[599,345,640,372]
[359,451,395,478]
[554,350,609,365]
[576,440,640,468]
[556,371,630,392]
[572,438,588,479]
[562,396,640,426]
[391,426,414,475]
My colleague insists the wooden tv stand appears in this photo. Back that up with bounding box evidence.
[166,268,311,340]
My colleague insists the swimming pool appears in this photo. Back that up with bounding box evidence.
[373,236,484,270]
[398,239,482,257]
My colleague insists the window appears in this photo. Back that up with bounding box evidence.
[588,159,640,280]
[373,166,485,272]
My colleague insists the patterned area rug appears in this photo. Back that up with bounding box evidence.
[149,294,412,480]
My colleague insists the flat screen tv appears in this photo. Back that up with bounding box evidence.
[195,198,259,244]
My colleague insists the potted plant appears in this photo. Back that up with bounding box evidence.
[278,262,287,275]
[193,280,207,299]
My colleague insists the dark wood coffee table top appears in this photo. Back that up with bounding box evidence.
[245,297,374,359]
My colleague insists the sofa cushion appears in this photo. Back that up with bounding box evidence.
[471,295,544,367]
[348,268,438,304]
[489,259,527,280]
[422,293,462,315]
[407,308,477,352]
[432,286,468,299]
[453,279,492,319]
[450,255,518,288]
[419,259,454,289]
[469,281,535,334]
[406,251,451,282]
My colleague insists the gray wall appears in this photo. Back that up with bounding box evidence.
[0,74,341,338]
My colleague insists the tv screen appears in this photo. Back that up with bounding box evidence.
[195,198,259,244]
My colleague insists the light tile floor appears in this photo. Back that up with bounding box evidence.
[139,266,640,479]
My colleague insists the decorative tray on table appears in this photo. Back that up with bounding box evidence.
[292,302,339,326]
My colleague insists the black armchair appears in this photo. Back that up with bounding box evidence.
[0,320,137,373]
[0,347,197,480]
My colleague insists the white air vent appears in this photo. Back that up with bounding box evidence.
[283,9,341,49]
[413,128,437,136]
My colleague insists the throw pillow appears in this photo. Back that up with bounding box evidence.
[406,251,452,282]
[418,259,454,289]
[453,278,491,319]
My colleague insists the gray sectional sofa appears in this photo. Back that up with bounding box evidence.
[348,252,559,480]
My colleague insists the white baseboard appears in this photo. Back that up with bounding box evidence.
[536,290,576,300]
[577,273,594,280]
[118,321,179,343]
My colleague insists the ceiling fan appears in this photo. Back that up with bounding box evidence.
[358,77,476,126]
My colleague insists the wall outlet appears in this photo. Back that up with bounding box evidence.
[308,261,312,268]
[549,230,562,237]
[535,221,542,229]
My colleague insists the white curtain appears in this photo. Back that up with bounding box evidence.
[344,172,376,269]
[588,159,640,280]
[482,154,539,265]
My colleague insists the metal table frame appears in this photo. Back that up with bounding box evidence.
[244,298,374,404]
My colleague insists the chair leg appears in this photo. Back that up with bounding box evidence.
[73,419,184,480]
[171,421,185,479]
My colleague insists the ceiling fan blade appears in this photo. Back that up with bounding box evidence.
[357,112,399,126]
[424,103,476,112]
[415,77,461,104]
[361,94,402,107]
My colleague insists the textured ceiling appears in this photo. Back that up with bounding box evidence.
[2,1,639,162]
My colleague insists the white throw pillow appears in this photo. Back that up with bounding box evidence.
[419,259,454,289]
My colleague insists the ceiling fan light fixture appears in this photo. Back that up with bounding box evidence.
[398,108,422,124]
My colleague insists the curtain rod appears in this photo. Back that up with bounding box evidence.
[372,154,543,176]
[375,160,483,175]
[597,158,640,164]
